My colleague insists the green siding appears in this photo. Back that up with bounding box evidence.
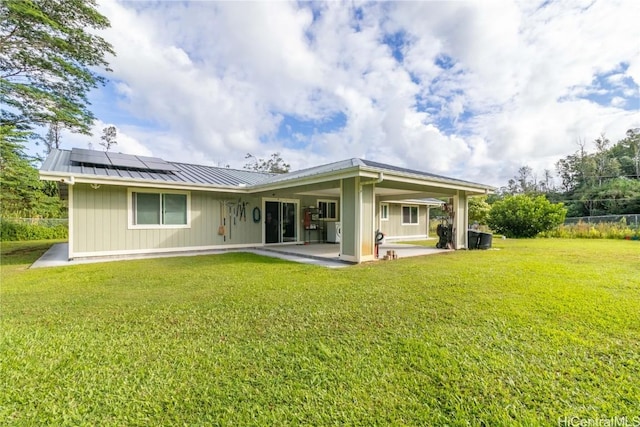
[72,184,262,256]
[341,178,357,257]
[379,203,429,239]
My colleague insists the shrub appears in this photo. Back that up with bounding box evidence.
[0,220,68,241]
[487,195,566,238]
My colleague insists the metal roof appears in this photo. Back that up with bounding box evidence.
[257,158,491,190]
[41,149,273,187]
[40,149,494,192]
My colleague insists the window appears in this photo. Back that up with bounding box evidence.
[318,200,338,220]
[402,205,419,225]
[380,203,389,221]
[130,190,189,228]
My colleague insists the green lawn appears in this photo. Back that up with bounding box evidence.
[1,239,639,425]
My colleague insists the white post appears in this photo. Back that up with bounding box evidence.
[452,191,468,249]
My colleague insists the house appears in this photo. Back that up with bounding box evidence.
[40,148,494,263]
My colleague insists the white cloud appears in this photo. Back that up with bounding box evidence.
[80,0,640,187]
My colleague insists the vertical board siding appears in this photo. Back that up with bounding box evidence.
[379,203,429,239]
[341,178,357,257]
[73,184,262,255]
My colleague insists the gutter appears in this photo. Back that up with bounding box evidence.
[359,172,384,187]
[60,175,75,185]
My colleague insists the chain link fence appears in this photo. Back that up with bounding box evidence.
[565,214,639,228]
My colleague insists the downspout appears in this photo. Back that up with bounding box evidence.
[359,172,384,188]
[60,175,75,185]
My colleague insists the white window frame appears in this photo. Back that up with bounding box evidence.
[128,188,191,229]
[380,203,389,221]
[318,199,338,220]
[401,204,419,225]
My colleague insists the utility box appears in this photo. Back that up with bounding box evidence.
[327,222,341,243]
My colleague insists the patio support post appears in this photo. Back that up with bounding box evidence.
[340,177,358,262]
[452,191,469,249]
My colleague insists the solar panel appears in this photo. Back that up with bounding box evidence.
[69,148,177,172]
[70,149,111,166]
[106,152,147,169]
[140,160,179,172]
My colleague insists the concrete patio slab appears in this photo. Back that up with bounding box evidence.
[31,241,449,270]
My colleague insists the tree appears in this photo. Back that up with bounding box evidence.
[610,128,640,179]
[0,0,114,135]
[0,124,64,218]
[487,195,566,238]
[40,120,64,156]
[497,165,540,196]
[592,134,620,186]
[244,152,290,174]
[468,197,491,225]
[99,125,117,151]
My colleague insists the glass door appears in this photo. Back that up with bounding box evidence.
[264,200,298,244]
[282,202,297,242]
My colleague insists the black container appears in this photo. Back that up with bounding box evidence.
[478,232,492,249]
[467,230,480,249]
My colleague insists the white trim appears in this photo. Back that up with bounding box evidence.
[127,188,191,229]
[401,204,420,225]
[39,172,252,194]
[68,184,74,260]
[71,242,262,259]
[380,203,389,221]
[250,169,364,193]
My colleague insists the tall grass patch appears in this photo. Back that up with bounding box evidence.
[0,218,68,241]
[541,220,640,239]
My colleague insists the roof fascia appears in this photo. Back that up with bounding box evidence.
[39,172,252,194]
[373,171,493,194]
[246,167,366,193]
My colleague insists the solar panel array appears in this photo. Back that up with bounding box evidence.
[70,148,178,172]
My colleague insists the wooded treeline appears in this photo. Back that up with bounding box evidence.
[495,129,640,217]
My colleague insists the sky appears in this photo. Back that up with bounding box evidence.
[63,0,640,187]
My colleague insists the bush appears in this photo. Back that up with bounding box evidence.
[0,220,68,241]
[487,195,566,238]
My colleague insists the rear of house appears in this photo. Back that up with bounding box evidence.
[41,148,494,263]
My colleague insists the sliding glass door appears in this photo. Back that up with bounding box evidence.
[264,200,298,244]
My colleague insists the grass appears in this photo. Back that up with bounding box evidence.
[1,239,639,425]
